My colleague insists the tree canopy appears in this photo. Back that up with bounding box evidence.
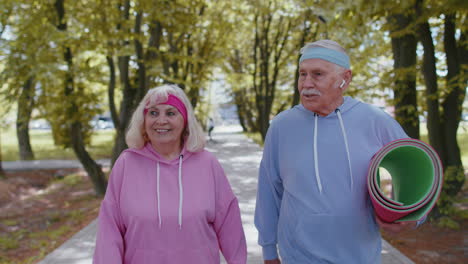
[0,0,466,218]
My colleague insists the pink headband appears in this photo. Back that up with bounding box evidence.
[144,94,188,125]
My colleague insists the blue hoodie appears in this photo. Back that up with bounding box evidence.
[254,96,408,263]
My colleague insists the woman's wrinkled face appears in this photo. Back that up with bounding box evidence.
[144,104,185,148]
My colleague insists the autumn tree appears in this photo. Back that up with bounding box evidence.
[405,0,466,218]
[225,0,323,140]
[0,0,11,177]
[0,1,38,160]
[387,7,420,138]
[223,4,257,132]
[414,0,444,161]
[340,0,467,219]
[99,0,237,164]
[47,0,107,195]
[0,129,4,178]
[437,10,467,218]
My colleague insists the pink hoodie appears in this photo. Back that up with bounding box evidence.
[93,144,247,264]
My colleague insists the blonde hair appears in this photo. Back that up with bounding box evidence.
[125,84,206,152]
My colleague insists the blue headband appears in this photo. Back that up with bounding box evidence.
[299,47,350,69]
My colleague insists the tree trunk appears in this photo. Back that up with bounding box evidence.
[229,50,255,133]
[415,1,444,161]
[71,122,107,195]
[16,77,35,160]
[110,1,157,166]
[54,0,107,196]
[107,55,129,168]
[0,128,5,179]
[110,55,136,166]
[292,11,316,107]
[440,13,464,196]
[106,56,120,130]
[253,7,292,141]
[134,10,148,103]
[388,13,419,139]
[233,89,252,132]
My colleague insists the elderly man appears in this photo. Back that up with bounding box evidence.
[254,40,420,264]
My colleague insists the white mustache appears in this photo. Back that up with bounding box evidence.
[301,89,321,96]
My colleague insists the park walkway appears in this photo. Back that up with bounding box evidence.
[24,125,414,264]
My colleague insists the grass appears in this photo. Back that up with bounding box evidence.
[420,123,468,168]
[59,174,84,187]
[0,127,115,161]
[457,129,468,167]
[0,171,101,264]
[0,235,19,250]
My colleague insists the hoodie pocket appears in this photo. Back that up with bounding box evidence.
[291,214,339,263]
[292,213,380,264]
[128,249,159,263]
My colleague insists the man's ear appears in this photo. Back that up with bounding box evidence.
[341,70,352,90]
[339,79,346,88]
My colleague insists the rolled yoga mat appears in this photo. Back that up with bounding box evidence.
[367,138,443,223]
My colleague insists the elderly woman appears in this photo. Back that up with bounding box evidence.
[93,84,247,264]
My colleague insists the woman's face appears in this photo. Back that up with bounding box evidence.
[144,104,185,149]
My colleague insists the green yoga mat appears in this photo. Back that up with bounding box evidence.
[368,139,443,223]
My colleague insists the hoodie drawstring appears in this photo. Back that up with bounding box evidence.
[156,155,184,229]
[178,155,184,229]
[336,109,354,190]
[313,113,323,193]
[313,110,354,194]
[157,161,162,228]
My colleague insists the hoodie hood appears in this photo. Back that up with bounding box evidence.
[293,96,360,194]
[124,143,193,164]
[123,143,193,229]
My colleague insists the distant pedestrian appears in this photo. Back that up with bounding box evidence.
[208,117,215,141]
[93,84,247,264]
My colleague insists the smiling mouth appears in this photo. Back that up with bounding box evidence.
[155,129,170,133]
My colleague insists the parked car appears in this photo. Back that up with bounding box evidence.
[91,116,114,130]
[30,119,51,130]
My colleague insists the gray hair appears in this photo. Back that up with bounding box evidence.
[300,39,348,55]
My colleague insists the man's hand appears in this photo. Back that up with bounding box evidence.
[264,259,281,264]
[375,214,417,235]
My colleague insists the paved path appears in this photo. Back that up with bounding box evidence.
[27,126,413,264]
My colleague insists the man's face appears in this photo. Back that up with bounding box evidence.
[298,58,348,116]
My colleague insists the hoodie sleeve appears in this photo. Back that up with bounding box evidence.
[212,159,247,264]
[93,155,126,264]
[375,110,409,143]
[254,123,283,260]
